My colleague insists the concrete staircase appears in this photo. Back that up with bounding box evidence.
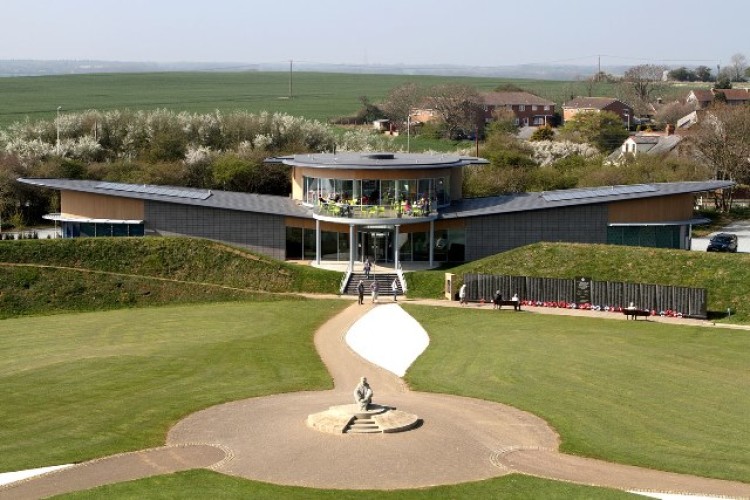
[343,272,403,297]
[344,414,381,433]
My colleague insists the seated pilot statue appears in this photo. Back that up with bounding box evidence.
[353,376,373,410]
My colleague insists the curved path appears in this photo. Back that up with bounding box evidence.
[2,302,749,498]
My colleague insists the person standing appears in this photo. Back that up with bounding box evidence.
[364,258,371,278]
[370,280,379,303]
[357,279,365,305]
[391,278,399,302]
[459,283,467,306]
[493,290,502,310]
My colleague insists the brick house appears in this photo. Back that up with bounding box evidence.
[478,92,556,127]
[562,97,634,128]
[686,88,750,109]
[409,91,556,130]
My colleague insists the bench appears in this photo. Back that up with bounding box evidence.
[624,308,650,320]
[495,300,521,311]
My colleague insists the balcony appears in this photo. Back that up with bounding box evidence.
[312,202,437,223]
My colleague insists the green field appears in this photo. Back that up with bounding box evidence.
[0,71,624,128]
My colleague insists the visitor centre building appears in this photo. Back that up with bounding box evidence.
[18,152,732,268]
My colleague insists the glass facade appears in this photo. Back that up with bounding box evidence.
[303,176,450,208]
[285,225,465,262]
[63,222,144,238]
[607,225,681,249]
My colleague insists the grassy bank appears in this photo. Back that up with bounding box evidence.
[0,238,340,318]
[404,305,750,483]
[407,242,750,322]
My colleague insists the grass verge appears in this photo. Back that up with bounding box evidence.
[58,469,637,499]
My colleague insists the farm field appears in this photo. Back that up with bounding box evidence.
[0,71,625,128]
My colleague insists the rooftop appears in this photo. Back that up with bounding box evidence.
[273,152,488,170]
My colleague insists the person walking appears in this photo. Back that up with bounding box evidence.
[459,283,467,306]
[370,280,379,303]
[391,278,399,302]
[363,258,371,279]
[357,279,365,305]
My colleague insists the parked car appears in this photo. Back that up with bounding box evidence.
[707,233,738,252]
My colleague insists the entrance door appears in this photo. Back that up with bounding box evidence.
[360,229,393,264]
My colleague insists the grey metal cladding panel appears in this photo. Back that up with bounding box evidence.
[144,201,285,259]
[465,205,607,261]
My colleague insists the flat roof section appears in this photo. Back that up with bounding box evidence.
[275,152,488,170]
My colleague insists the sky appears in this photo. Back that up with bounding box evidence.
[2,0,749,70]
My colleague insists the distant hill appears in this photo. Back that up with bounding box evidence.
[0,59,632,81]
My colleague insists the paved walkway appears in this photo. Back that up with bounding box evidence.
[2,302,749,498]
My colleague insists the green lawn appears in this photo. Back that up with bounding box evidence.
[58,469,637,499]
[0,300,347,471]
[3,299,746,497]
[403,305,750,483]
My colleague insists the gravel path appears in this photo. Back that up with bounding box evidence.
[2,302,748,498]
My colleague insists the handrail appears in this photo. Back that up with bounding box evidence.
[339,262,353,295]
[396,261,407,295]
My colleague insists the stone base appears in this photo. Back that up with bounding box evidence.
[307,403,419,434]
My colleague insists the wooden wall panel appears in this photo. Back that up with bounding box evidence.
[608,194,693,223]
[61,191,145,220]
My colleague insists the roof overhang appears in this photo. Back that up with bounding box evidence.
[608,218,711,227]
[43,213,143,224]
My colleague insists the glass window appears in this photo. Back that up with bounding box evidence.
[362,180,379,205]
[303,228,316,260]
[286,227,303,259]
[519,105,526,111]
[321,231,338,260]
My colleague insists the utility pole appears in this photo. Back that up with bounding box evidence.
[597,55,601,81]
[289,59,293,99]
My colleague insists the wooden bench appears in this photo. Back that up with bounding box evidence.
[495,300,521,311]
[624,308,650,320]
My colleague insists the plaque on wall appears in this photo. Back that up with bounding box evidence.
[575,276,592,304]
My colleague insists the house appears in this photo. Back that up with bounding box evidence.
[607,125,683,164]
[478,92,556,127]
[686,88,750,109]
[409,91,556,130]
[562,97,634,128]
[19,153,732,267]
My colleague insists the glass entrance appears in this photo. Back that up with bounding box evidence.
[359,228,393,264]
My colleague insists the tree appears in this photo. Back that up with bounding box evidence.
[422,84,482,139]
[380,83,423,126]
[689,104,750,211]
[622,64,667,109]
[560,111,629,153]
[715,73,733,90]
[729,53,748,82]
[653,101,695,126]
[668,67,696,82]
[354,96,385,123]
[694,65,713,82]
[529,125,555,141]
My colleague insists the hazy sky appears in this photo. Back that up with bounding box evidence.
[3,0,748,69]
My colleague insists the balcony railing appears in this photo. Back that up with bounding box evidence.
[313,202,434,220]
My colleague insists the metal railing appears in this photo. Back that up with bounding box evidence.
[314,203,432,220]
[339,262,353,295]
[396,261,407,294]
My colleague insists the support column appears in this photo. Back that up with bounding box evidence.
[315,219,321,265]
[429,220,435,268]
[349,224,355,269]
[394,224,400,270]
